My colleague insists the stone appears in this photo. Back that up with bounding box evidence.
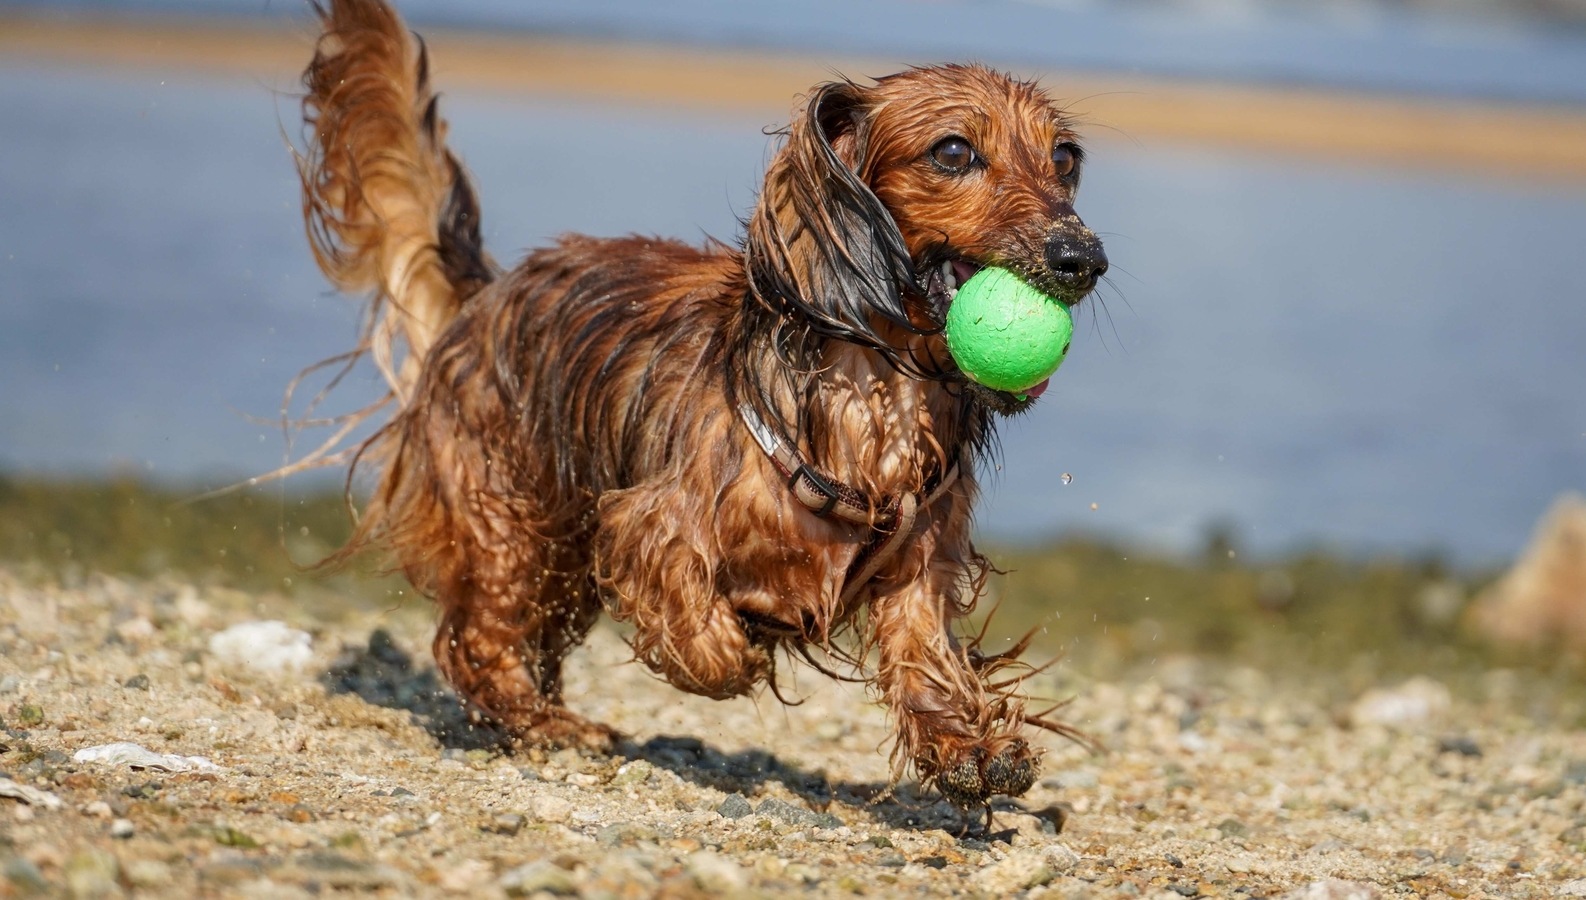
[754,797,841,829]
[1043,843,1080,873]
[485,813,525,836]
[530,794,573,823]
[109,818,135,839]
[1436,735,1482,757]
[612,760,653,786]
[1348,677,1450,729]
[3,856,50,895]
[717,794,754,819]
[433,858,492,894]
[685,851,747,894]
[64,850,120,899]
[208,621,313,676]
[280,853,406,891]
[1466,492,1586,654]
[124,859,174,889]
[1278,880,1383,900]
[970,848,1065,893]
[499,860,577,897]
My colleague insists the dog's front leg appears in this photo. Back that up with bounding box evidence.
[869,531,1040,809]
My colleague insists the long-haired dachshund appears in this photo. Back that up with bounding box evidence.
[295,0,1107,812]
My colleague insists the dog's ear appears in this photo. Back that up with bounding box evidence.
[745,80,923,363]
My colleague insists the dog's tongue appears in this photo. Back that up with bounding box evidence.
[1019,378,1051,401]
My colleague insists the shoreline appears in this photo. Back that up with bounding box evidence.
[3,12,1586,182]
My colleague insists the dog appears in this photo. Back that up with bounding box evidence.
[294,0,1107,812]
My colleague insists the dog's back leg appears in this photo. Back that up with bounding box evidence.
[421,474,615,751]
[432,579,616,751]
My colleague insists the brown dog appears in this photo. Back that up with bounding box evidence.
[295,0,1107,811]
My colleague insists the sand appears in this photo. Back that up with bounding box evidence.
[2,13,1586,182]
[2,568,1583,898]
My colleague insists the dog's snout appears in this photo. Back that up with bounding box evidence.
[1044,230,1108,294]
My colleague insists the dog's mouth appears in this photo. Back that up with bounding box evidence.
[923,256,983,321]
[920,254,1047,415]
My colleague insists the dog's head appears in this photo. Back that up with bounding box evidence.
[746,64,1106,415]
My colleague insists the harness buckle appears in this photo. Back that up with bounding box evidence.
[790,464,840,518]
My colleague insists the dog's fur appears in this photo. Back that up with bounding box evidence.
[295,0,1107,808]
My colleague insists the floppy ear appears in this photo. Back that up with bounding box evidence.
[744,80,922,363]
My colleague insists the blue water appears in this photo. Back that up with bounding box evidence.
[1,62,1583,565]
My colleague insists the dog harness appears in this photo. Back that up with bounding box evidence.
[737,402,959,602]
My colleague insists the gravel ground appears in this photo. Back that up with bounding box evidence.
[2,568,1584,899]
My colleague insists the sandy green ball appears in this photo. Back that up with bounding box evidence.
[944,267,1073,393]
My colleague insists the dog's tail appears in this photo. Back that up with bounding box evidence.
[298,0,493,400]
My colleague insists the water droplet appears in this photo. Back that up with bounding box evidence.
[1060,473,1073,485]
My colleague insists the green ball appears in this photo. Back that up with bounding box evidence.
[944,267,1073,394]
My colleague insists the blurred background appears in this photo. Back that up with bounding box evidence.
[2,0,1584,689]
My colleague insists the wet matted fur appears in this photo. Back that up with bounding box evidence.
[294,0,1109,810]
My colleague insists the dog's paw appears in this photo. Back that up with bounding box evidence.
[936,738,1039,807]
[503,710,621,755]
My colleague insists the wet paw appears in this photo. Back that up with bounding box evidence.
[984,740,1037,797]
[935,739,1038,807]
[504,710,621,754]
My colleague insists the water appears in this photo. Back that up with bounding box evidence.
[2,62,1583,565]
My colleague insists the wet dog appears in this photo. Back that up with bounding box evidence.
[295,0,1106,811]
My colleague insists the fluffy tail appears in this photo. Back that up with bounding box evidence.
[298,0,493,401]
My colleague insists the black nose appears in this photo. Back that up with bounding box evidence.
[1045,230,1108,293]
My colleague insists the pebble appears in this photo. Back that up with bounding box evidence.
[280,852,407,891]
[1044,843,1080,872]
[612,759,652,785]
[499,859,577,897]
[754,797,841,829]
[1280,880,1383,900]
[530,795,573,823]
[1436,734,1482,757]
[208,620,313,676]
[596,822,666,847]
[1349,677,1450,728]
[685,851,747,894]
[122,673,151,691]
[434,858,493,894]
[485,813,526,836]
[124,859,174,890]
[717,793,753,819]
[64,849,120,899]
[970,847,1065,893]
[109,818,135,839]
[3,856,50,894]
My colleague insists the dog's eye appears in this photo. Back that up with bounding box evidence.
[1052,143,1081,178]
[930,137,977,173]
